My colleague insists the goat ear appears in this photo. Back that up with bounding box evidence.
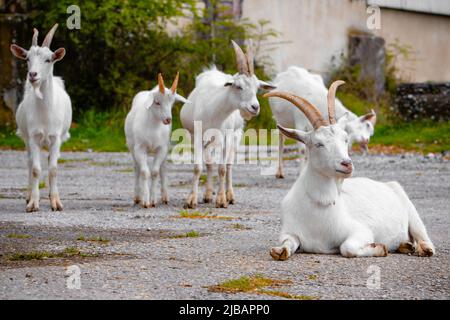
[145,92,155,110]
[10,44,28,60]
[52,48,66,62]
[359,110,377,125]
[258,80,276,91]
[277,124,308,144]
[175,93,190,105]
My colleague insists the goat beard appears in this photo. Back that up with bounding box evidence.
[32,83,44,99]
[360,143,369,154]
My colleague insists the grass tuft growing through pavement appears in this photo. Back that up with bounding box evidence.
[76,234,110,243]
[7,233,31,239]
[178,210,233,220]
[208,275,318,300]
[7,247,98,261]
[170,231,200,239]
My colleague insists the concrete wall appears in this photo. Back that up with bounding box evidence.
[242,0,450,82]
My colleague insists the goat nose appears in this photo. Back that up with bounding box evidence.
[341,159,353,168]
[29,72,37,78]
[163,118,171,125]
[251,104,259,112]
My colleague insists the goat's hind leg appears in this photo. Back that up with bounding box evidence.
[26,146,32,204]
[270,234,300,261]
[131,152,141,205]
[160,159,169,205]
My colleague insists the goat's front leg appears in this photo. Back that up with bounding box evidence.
[134,146,150,208]
[270,234,300,261]
[340,231,388,258]
[185,163,202,209]
[215,164,227,208]
[276,134,285,179]
[48,135,63,211]
[149,147,166,207]
[26,135,42,212]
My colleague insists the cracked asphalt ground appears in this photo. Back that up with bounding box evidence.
[0,150,448,299]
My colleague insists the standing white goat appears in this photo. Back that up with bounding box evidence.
[10,24,72,212]
[125,73,188,208]
[269,66,376,178]
[180,40,276,208]
[265,82,435,259]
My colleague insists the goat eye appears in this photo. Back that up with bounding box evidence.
[45,59,51,63]
[235,86,243,90]
[315,143,324,148]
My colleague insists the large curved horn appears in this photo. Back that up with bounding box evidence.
[231,40,250,76]
[32,28,39,47]
[158,73,165,95]
[264,92,328,129]
[171,71,179,94]
[42,23,58,48]
[327,80,345,125]
[246,39,254,76]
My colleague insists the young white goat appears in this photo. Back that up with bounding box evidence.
[180,40,276,208]
[10,24,72,212]
[265,82,435,259]
[269,66,376,178]
[125,73,188,208]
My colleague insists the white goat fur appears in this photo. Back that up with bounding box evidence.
[180,65,274,208]
[269,95,434,260]
[125,81,187,208]
[270,66,376,178]
[11,26,72,212]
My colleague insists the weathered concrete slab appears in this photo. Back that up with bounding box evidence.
[0,150,448,299]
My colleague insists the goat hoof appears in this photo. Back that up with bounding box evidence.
[215,193,228,208]
[50,196,63,211]
[162,199,169,205]
[134,197,141,205]
[270,247,289,261]
[397,242,414,254]
[417,240,434,257]
[185,194,198,209]
[141,202,151,209]
[370,243,388,257]
[203,196,212,204]
[275,172,284,179]
[26,200,39,213]
[226,190,235,204]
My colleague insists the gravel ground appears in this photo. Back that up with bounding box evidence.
[0,149,448,300]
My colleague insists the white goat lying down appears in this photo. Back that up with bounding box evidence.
[125,73,188,208]
[10,24,72,212]
[180,40,276,208]
[265,81,435,259]
[269,66,376,178]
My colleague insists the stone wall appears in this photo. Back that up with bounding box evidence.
[395,83,450,121]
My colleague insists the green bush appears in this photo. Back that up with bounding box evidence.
[26,0,278,128]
